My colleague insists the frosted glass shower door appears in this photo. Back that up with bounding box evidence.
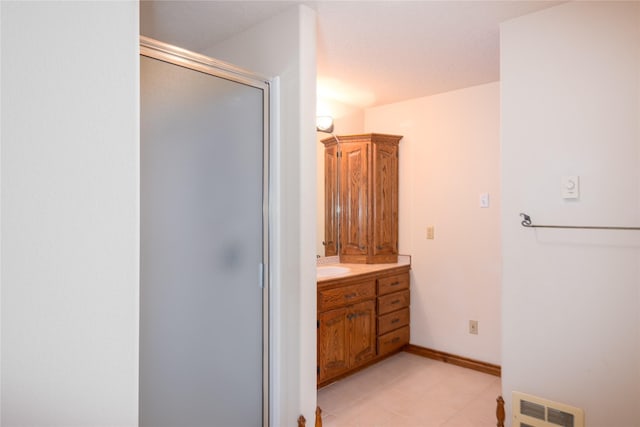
[140,43,268,427]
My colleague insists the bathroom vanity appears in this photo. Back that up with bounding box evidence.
[317,133,407,387]
[317,259,411,387]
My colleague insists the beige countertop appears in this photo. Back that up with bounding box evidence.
[316,255,411,283]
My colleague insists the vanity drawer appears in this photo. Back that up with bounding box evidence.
[377,290,410,315]
[378,326,409,356]
[378,307,410,335]
[377,273,409,296]
[318,280,376,311]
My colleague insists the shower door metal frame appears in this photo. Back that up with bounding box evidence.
[140,36,271,427]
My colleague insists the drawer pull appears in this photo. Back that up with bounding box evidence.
[345,293,357,299]
[391,319,400,324]
[391,337,400,344]
[389,281,400,287]
[391,300,401,305]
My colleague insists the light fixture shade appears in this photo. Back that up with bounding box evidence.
[316,116,334,133]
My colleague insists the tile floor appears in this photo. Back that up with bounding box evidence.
[317,352,501,427]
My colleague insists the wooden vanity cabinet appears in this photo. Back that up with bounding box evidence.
[317,266,410,387]
[377,272,410,357]
[317,280,376,384]
[321,133,402,263]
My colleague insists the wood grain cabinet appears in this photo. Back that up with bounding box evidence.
[377,272,410,356]
[317,266,410,387]
[321,133,402,263]
[317,280,376,384]
[322,143,339,256]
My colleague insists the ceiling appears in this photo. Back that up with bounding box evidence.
[141,1,561,109]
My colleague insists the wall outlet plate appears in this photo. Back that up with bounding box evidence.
[469,320,478,335]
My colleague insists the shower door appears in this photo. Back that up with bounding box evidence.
[139,38,269,427]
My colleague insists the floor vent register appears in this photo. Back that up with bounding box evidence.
[513,391,584,427]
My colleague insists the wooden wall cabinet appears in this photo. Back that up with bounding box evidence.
[317,266,410,387]
[322,143,339,256]
[321,133,402,263]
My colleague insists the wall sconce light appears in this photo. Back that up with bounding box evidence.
[316,116,334,133]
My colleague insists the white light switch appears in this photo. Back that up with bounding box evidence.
[562,176,580,199]
[479,193,490,208]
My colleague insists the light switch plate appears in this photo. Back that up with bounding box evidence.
[479,193,490,208]
[562,175,579,199]
[426,226,434,240]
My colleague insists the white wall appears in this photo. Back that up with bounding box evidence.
[1,2,139,426]
[501,2,640,425]
[204,6,318,425]
[365,83,501,365]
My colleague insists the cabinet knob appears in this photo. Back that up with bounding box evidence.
[376,245,383,250]
[359,245,366,250]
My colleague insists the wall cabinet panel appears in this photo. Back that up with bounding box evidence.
[322,134,402,263]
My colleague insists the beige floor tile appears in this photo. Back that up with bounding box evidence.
[336,403,397,427]
[441,382,502,427]
[317,352,502,427]
[380,413,441,427]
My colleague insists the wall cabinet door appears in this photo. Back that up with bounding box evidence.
[323,143,339,256]
[372,142,398,258]
[339,141,369,259]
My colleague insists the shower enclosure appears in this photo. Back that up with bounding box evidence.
[139,37,270,426]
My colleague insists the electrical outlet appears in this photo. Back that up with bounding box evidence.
[426,226,434,240]
[469,320,478,335]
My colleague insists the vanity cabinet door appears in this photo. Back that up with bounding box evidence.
[318,307,349,383]
[317,299,376,384]
[348,300,377,367]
